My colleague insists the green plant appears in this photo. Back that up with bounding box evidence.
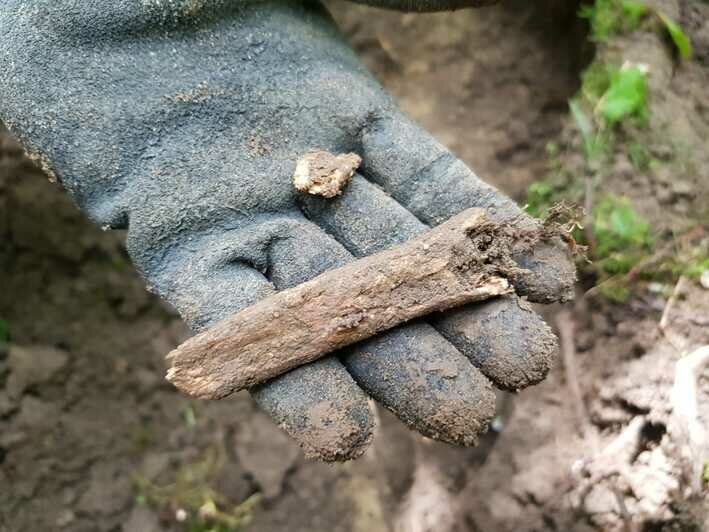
[645,243,709,281]
[591,195,654,274]
[580,61,613,102]
[657,12,692,59]
[133,447,258,532]
[525,170,585,220]
[570,99,611,161]
[580,0,692,58]
[580,0,648,42]
[567,62,648,167]
[598,65,648,125]
[525,181,555,219]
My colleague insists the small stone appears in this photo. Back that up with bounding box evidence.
[293,150,361,198]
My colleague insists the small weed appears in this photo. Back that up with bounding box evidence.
[580,0,648,42]
[641,240,709,281]
[525,181,555,219]
[570,99,611,162]
[579,0,692,60]
[591,195,654,275]
[525,169,584,220]
[133,447,258,532]
[598,65,648,126]
[657,12,692,59]
[569,62,648,165]
[580,61,613,102]
[545,142,560,158]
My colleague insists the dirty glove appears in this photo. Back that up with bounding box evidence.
[0,0,574,460]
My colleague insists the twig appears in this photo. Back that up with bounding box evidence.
[659,275,687,333]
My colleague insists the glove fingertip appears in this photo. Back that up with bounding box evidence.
[251,359,375,462]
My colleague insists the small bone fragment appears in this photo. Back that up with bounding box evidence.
[293,150,361,198]
[166,209,517,400]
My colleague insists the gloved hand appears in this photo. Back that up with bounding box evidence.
[0,0,574,460]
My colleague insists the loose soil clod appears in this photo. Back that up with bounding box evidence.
[166,208,543,400]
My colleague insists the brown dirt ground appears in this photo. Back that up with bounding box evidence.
[2,0,708,531]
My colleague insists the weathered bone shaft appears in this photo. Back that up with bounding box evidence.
[166,208,516,399]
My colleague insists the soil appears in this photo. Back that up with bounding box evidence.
[2,0,708,531]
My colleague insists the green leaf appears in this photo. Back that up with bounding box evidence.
[599,66,647,124]
[570,100,593,141]
[569,99,597,160]
[657,12,692,60]
[580,0,648,42]
[620,0,647,26]
[592,196,653,270]
[526,181,554,219]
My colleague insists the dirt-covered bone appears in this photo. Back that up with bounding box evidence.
[165,208,538,399]
[293,150,362,198]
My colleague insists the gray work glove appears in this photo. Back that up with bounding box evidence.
[0,0,574,460]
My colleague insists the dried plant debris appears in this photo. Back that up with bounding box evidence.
[293,150,361,198]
